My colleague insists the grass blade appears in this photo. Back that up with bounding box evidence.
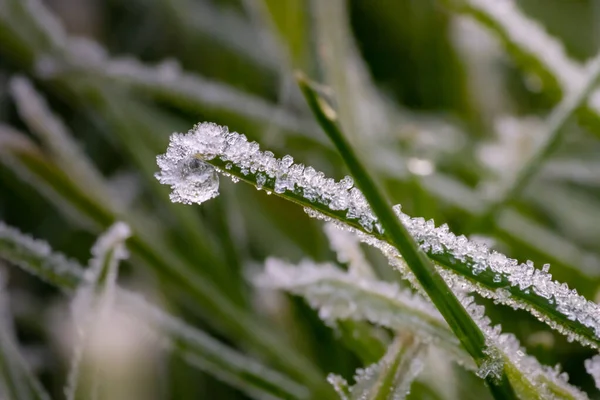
[296,72,517,399]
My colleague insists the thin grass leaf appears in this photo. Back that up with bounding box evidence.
[255,258,471,369]
[328,334,425,400]
[64,55,316,139]
[257,258,586,399]
[310,0,392,145]
[296,73,518,398]
[0,125,111,231]
[158,0,277,69]
[8,75,117,209]
[0,271,51,400]
[421,172,600,279]
[0,223,311,400]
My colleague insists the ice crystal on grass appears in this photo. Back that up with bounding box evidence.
[585,355,600,390]
[156,122,380,232]
[260,257,587,398]
[308,205,600,350]
[158,122,600,352]
[256,258,472,369]
[328,335,424,400]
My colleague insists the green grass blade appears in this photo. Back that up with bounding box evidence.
[258,258,585,399]
[296,72,517,399]
[159,121,600,353]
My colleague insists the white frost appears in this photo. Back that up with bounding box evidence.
[156,122,380,233]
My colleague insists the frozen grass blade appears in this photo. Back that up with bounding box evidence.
[258,258,587,399]
[296,72,517,399]
[256,258,471,369]
[328,334,424,400]
[448,0,600,138]
[154,119,600,376]
[0,223,311,400]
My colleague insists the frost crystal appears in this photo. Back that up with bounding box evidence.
[158,122,600,352]
[156,122,380,232]
[308,206,600,351]
[349,335,424,400]
[585,355,600,390]
[257,258,472,369]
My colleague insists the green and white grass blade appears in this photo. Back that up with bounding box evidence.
[158,0,276,69]
[297,73,517,398]
[328,334,424,400]
[257,258,586,399]
[0,223,312,400]
[154,120,600,355]
[256,258,471,369]
[0,272,51,400]
[421,172,600,279]
[154,118,600,398]
[310,0,393,145]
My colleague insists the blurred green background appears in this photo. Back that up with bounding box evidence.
[2,0,600,398]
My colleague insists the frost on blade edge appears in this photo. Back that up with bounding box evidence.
[156,122,380,233]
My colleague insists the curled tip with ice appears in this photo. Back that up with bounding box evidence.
[155,122,224,205]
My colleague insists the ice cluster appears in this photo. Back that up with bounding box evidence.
[156,122,380,232]
[308,204,600,350]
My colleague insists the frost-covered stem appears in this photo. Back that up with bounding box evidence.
[260,260,587,399]
[481,53,600,221]
[296,73,517,399]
